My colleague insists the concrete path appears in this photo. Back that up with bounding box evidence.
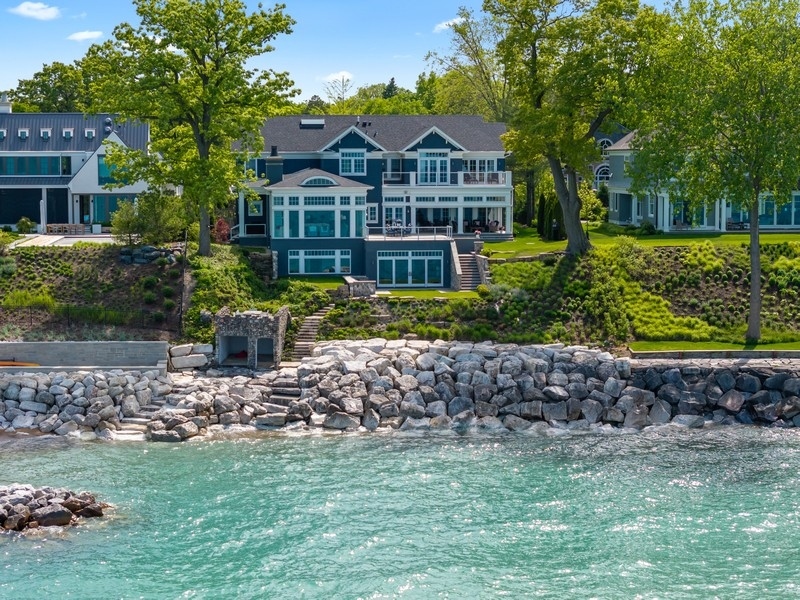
[10,234,115,248]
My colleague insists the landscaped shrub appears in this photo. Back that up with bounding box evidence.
[16,217,36,234]
[163,299,176,311]
[162,285,175,298]
[140,275,159,290]
[2,289,56,310]
[143,291,157,304]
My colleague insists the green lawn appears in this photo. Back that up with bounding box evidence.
[286,275,345,290]
[485,223,799,258]
[380,289,479,299]
[630,340,800,351]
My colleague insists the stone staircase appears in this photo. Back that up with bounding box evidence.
[116,397,167,441]
[291,304,334,361]
[458,253,481,291]
[268,375,302,406]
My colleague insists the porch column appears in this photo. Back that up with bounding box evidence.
[237,191,246,236]
[457,206,464,234]
[505,197,513,233]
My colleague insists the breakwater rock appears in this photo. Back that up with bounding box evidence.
[5,342,800,442]
[291,340,800,433]
[1,484,106,532]
[0,369,172,439]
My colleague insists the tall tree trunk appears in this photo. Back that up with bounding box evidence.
[526,169,535,226]
[547,155,591,254]
[746,200,761,341]
[199,205,211,257]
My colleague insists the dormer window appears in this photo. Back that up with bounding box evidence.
[340,149,366,176]
[0,130,6,141]
[41,128,52,141]
[18,129,29,140]
[301,176,337,187]
[63,128,74,141]
[85,129,95,140]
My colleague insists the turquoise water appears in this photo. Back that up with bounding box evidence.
[2,427,800,599]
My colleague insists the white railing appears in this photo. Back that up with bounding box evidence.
[382,171,510,187]
[364,225,453,240]
[229,224,240,240]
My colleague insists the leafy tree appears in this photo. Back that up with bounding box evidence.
[84,0,296,256]
[579,183,607,223]
[110,200,141,246]
[415,71,438,111]
[486,0,665,255]
[10,60,90,112]
[304,94,327,114]
[110,190,186,246]
[382,77,398,99]
[426,7,513,122]
[629,0,800,341]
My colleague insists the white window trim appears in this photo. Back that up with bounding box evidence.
[248,199,264,216]
[340,149,366,176]
[18,128,29,140]
[366,203,379,223]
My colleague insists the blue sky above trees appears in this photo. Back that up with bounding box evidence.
[1,0,487,100]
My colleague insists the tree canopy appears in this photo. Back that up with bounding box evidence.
[84,0,297,256]
[486,0,665,254]
[629,0,800,341]
[10,60,91,112]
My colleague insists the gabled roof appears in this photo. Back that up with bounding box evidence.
[260,115,507,153]
[607,131,636,152]
[0,113,149,153]
[266,168,374,190]
[321,124,387,153]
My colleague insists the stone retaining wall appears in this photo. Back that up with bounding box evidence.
[5,341,800,442]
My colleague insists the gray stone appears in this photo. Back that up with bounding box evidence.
[784,378,800,396]
[31,504,73,527]
[11,414,36,429]
[736,374,761,394]
[519,401,542,420]
[502,414,531,431]
[671,414,706,428]
[580,399,603,424]
[542,401,567,421]
[55,420,79,435]
[150,429,183,442]
[717,389,745,413]
[603,378,626,398]
[173,421,200,439]
[649,399,672,424]
[323,412,361,430]
[400,417,431,431]
[448,396,475,417]
[543,385,569,402]
[18,400,48,414]
[171,354,208,369]
[623,404,648,429]
[425,400,448,418]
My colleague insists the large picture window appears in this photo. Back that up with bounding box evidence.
[288,249,351,274]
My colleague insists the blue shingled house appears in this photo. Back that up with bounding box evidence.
[233,114,514,289]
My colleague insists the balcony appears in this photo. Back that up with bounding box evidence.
[382,171,511,187]
[364,224,453,241]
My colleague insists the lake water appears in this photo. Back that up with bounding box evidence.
[1,426,799,599]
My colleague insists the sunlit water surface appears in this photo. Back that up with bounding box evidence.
[1,426,800,599]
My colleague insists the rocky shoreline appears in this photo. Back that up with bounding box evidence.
[2,340,800,441]
[1,484,106,532]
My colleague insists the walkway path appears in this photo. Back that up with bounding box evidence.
[10,234,115,248]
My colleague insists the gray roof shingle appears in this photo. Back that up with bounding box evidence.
[267,168,373,189]
[260,115,507,154]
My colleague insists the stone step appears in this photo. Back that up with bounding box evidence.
[121,417,152,426]
[272,387,301,397]
[113,430,146,441]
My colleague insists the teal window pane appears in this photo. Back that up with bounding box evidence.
[273,211,285,238]
[289,211,299,237]
[411,259,426,284]
[340,211,351,238]
[428,259,442,284]
[355,210,364,237]
[378,260,393,285]
[304,210,335,237]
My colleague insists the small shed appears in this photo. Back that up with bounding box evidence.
[214,306,290,369]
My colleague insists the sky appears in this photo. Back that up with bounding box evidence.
[0,0,487,101]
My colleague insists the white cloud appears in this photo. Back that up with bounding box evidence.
[67,30,102,42]
[321,70,354,83]
[8,2,61,20]
[433,16,465,33]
